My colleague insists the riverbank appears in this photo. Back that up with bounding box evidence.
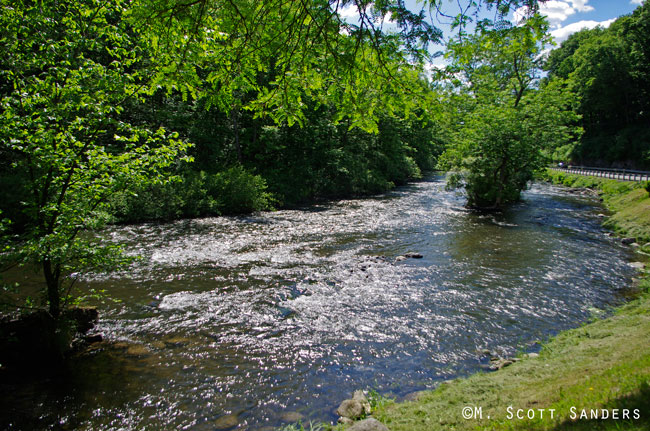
[541,169,650,251]
[365,171,650,431]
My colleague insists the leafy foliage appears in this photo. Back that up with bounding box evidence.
[0,0,191,317]
[0,0,557,319]
[544,1,650,168]
[440,17,579,209]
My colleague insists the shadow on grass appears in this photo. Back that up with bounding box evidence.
[552,382,650,431]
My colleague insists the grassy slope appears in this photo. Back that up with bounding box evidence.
[373,171,650,431]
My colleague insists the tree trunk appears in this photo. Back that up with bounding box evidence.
[231,109,242,164]
[43,259,60,319]
[494,154,509,208]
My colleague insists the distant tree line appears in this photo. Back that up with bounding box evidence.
[543,1,650,169]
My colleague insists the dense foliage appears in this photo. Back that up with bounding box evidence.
[544,0,650,168]
[1,0,639,320]
[0,0,191,317]
[440,18,579,209]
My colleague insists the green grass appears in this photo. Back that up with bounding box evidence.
[374,292,650,431]
[370,169,650,431]
[542,170,650,249]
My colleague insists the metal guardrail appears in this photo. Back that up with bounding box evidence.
[550,166,650,182]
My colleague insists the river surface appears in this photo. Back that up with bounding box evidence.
[0,178,637,430]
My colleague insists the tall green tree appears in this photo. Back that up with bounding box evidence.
[0,0,191,318]
[440,16,579,209]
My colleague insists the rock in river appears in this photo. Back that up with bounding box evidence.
[279,411,304,423]
[213,414,238,430]
[352,390,372,415]
[336,399,364,420]
[337,390,372,420]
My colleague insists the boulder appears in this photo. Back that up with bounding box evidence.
[0,308,96,369]
[404,252,423,259]
[63,306,98,333]
[336,399,364,420]
[622,237,636,245]
[83,333,103,343]
[352,390,372,415]
[403,390,428,401]
[337,417,355,425]
[348,418,390,431]
[489,359,514,371]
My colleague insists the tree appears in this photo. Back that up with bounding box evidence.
[543,1,650,168]
[440,16,579,209]
[0,0,191,318]
[127,0,546,130]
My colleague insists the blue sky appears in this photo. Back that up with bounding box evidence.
[529,0,641,43]
[338,0,644,50]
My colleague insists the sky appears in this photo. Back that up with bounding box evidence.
[338,0,643,66]
[523,0,641,43]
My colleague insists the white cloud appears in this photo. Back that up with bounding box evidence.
[516,1,595,29]
[550,18,616,43]
[630,0,643,5]
[568,0,594,13]
[539,1,578,27]
[338,4,361,22]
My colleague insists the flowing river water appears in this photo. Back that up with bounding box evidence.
[0,178,638,430]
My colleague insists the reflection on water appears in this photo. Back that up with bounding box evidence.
[0,178,635,430]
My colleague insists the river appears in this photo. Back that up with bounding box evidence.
[0,178,636,430]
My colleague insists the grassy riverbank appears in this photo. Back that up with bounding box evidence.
[542,170,650,249]
[368,171,650,431]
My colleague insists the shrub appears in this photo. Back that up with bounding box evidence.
[207,166,274,214]
[108,167,273,222]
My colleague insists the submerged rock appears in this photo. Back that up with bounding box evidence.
[163,336,191,347]
[348,418,390,431]
[403,252,423,259]
[279,411,304,423]
[125,344,150,356]
[213,413,238,430]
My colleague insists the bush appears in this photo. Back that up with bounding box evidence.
[207,166,274,214]
[108,167,273,222]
